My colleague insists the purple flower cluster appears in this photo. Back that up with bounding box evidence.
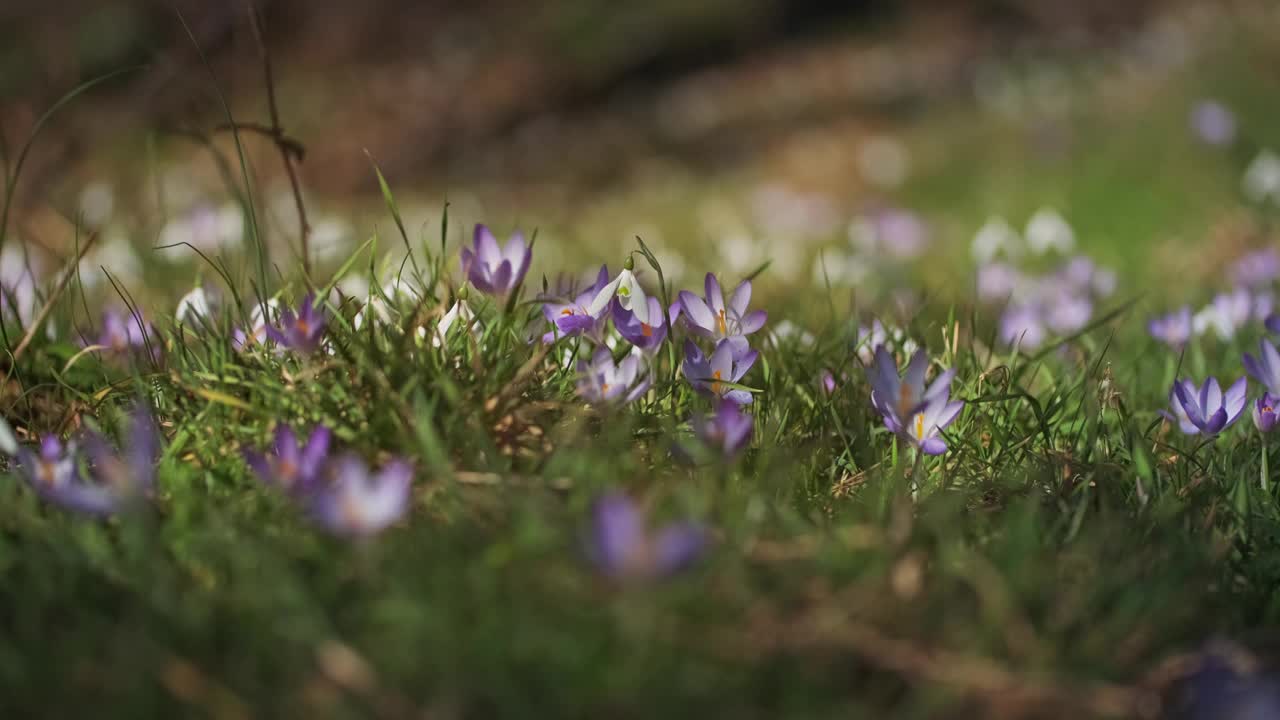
[976,253,1116,351]
[17,406,159,516]
[245,424,411,537]
[679,273,765,406]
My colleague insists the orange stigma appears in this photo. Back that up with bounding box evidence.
[561,308,574,316]
[914,414,925,439]
[711,369,723,393]
[641,322,653,337]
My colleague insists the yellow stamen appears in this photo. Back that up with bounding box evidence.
[711,369,723,394]
[717,309,727,335]
[915,414,925,439]
[601,383,610,395]
[561,308,575,316]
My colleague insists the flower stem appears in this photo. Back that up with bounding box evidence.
[1262,435,1270,495]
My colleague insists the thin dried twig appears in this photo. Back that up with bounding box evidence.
[244,0,311,273]
[11,230,99,361]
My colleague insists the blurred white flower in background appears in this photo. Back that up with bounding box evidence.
[175,287,214,326]
[1244,149,1280,205]
[310,217,355,264]
[0,246,40,325]
[971,216,1022,264]
[78,182,115,229]
[1024,208,1075,255]
[78,233,141,291]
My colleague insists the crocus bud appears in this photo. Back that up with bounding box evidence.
[1255,393,1279,433]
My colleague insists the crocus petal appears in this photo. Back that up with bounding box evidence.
[903,350,929,398]
[723,389,753,405]
[678,291,716,334]
[653,523,707,576]
[728,280,752,319]
[704,273,725,315]
[474,224,500,263]
[1200,378,1223,416]
[738,310,767,335]
[1223,377,1249,423]
[585,275,623,317]
[1174,381,1204,425]
[593,493,644,575]
[300,426,332,480]
[731,349,758,382]
[1202,407,1229,435]
[709,341,735,381]
[919,436,948,455]
[923,369,957,402]
[934,400,965,430]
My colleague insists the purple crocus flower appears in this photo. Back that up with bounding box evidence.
[461,224,532,298]
[1161,377,1247,437]
[1148,307,1193,348]
[976,262,1022,303]
[682,339,758,405]
[94,309,160,360]
[576,347,651,405]
[588,491,707,582]
[1190,100,1236,146]
[692,399,754,458]
[1231,248,1280,288]
[1244,339,1280,396]
[612,296,668,353]
[867,347,964,455]
[1043,291,1092,334]
[1254,393,1279,433]
[819,369,838,396]
[244,424,331,494]
[19,407,160,516]
[1194,289,1254,340]
[1000,305,1047,350]
[678,273,767,353]
[309,454,412,537]
[266,293,327,354]
[542,265,612,343]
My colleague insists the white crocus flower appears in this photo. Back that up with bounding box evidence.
[1024,208,1075,255]
[586,260,649,326]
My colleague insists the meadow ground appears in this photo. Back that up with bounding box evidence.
[7,4,1280,720]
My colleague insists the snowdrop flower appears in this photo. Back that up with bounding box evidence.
[1190,100,1236,147]
[309,455,413,537]
[0,246,39,325]
[1161,377,1247,437]
[1254,393,1279,434]
[677,272,767,354]
[587,491,707,582]
[1148,307,1193,348]
[970,216,1022,264]
[244,425,332,495]
[1243,149,1280,205]
[587,256,650,326]
[433,294,479,348]
[854,320,917,366]
[460,224,531,298]
[175,286,214,326]
[576,347,651,405]
[866,347,963,455]
[769,320,815,348]
[683,339,758,405]
[1024,208,1075,255]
